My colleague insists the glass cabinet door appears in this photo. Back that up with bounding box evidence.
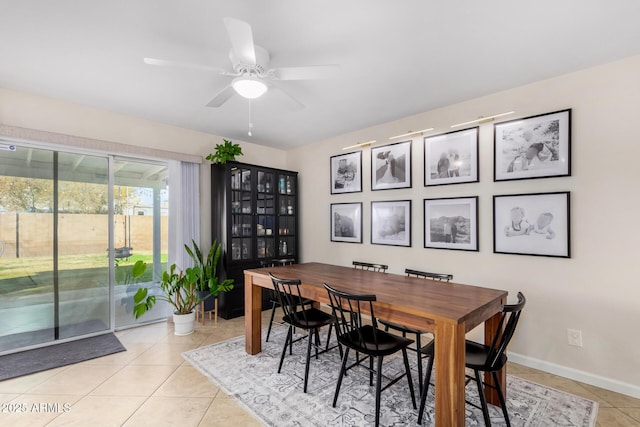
[226,167,297,263]
[278,216,296,257]
[256,170,275,259]
[230,167,252,261]
[277,172,296,258]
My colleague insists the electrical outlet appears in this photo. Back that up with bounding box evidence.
[568,329,583,347]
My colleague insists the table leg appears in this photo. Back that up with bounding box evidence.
[484,307,506,406]
[244,272,262,354]
[434,321,466,426]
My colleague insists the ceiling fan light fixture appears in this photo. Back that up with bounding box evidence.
[232,77,268,99]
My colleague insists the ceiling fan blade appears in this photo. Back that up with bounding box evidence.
[224,17,256,66]
[273,65,340,81]
[143,57,229,74]
[270,84,305,111]
[206,85,236,108]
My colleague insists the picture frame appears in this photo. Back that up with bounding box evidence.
[424,127,479,186]
[424,196,478,251]
[330,151,362,194]
[494,109,571,181]
[493,192,571,258]
[371,200,411,247]
[371,141,412,190]
[330,202,363,243]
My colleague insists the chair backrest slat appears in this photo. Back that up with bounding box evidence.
[405,268,452,282]
[487,292,526,368]
[353,261,388,273]
[325,283,380,350]
[270,273,308,324]
[262,258,297,268]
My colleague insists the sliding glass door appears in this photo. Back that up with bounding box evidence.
[0,146,110,352]
[0,146,55,351]
[57,152,110,339]
[113,158,169,328]
[0,143,169,354]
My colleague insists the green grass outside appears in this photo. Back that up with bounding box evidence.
[0,252,168,296]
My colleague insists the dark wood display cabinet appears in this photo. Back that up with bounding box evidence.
[211,162,299,319]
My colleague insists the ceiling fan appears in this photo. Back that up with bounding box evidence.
[144,17,339,109]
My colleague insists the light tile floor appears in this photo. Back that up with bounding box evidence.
[0,312,638,426]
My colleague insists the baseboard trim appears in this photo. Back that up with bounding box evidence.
[508,352,640,399]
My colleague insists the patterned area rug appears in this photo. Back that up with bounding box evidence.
[183,328,598,426]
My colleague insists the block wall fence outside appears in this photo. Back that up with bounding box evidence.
[0,213,168,257]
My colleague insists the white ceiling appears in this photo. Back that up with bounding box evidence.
[1,1,639,149]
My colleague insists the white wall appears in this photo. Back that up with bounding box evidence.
[0,87,287,247]
[287,55,640,397]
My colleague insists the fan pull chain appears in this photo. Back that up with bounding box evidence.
[248,99,253,137]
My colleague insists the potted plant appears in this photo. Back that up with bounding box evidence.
[206,139,243,164]
[184,240,234,313]
[133,263,202,335]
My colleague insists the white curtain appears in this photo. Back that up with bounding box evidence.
[168,160,200,270]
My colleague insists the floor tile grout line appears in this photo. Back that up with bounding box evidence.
[196,390,220,427]
[119,363,183,427]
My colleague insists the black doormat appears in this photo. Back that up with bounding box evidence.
[0,333,126,381]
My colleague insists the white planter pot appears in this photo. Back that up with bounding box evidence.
[173,310,196,336]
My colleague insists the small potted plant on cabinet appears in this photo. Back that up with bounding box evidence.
[206,139,243,164]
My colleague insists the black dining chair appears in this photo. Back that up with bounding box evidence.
[417,292,527,426]
[405,268,453,282]
[352,260,389,272]
[324,283,416,427]
[261,259,313,342]
[270,273,337,393]
[378,268,453,391]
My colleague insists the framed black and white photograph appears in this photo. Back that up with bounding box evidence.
[493,192,570,258]
[424,197,478,251]
[331,202,362,243]
[494,109,571,181]
[371,141,412,191]
[424,127,479,186]
[371,200,411,247]
[330,151,362,194]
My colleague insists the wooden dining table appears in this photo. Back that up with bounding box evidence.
[244,262,508,426]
